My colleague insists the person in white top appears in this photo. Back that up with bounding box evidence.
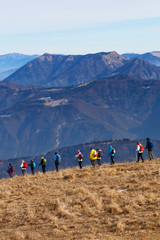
[75,150,83,169]
[136,142,144,163]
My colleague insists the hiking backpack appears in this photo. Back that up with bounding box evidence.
[10,166,14,173]
[149,141,154,148]
[32,162,36,168]
[140,144,144,152]
[98,150,102,158]
[94,151,97,157]
[43,158,47,166]
[112,148,116,154]
[56,154,61,163]
[23,161,27,168]
[79,153,83,160]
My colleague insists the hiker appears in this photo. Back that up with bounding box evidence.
[90,148,97,167]
[20,160,27,176]
[7,163,14,178]
[145,138,154,160]
[136,142,144,163]
[28,160,36,175]
[39,157,47,174]
[53,152,60,172]
[75,150,83,169]
[109,145,115,165]
[97,148,102,166]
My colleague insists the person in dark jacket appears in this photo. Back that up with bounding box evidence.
[53,152,60,172]
[145,138,154,160]
[97,149,102,166]
[28,160,36,175]
[109,145,115,165]
[39,157,47,174]
[7,163,14,178]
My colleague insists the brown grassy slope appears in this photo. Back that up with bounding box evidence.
[0,160,160,240]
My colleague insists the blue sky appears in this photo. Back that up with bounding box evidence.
[0,0,160,55]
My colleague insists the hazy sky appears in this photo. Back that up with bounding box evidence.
[0,0,160,55]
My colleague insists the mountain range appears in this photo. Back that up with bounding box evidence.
[4,51,160,87]
[1,75,160,159]
[4,51,127,86]
[1,50,160,161]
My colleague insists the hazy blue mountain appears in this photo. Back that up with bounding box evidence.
[0,53,39,77]
[4,52,128,86]
[114,58,160,80]
[122,51,160,66]
[122,53,140,59]
[1,75,160,159]
[0,68,18,80]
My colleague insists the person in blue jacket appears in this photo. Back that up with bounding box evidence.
[28,160,36,175]
[109,145,115,165]
[53,152,60,172]
[145,138,154,160]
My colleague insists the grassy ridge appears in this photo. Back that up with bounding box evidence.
[0,159,160,240]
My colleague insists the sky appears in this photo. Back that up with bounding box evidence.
[0,0,160,55]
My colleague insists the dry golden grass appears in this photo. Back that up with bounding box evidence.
[0,159,160,240]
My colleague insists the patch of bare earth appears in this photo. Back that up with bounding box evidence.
[0,159,160,240]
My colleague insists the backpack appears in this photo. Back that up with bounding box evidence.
[32,162,36,168]
[23,162,27,168]
[56,154,61,163]
[140,144,144,152]
[98,150,102,158]
[43,158,47,166]
[112,148,116,154]
[79,153,83,160]
[10,166,14,173]
[149,141,154,148]
[94,151,97,157]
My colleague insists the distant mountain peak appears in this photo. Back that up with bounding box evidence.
[151,52,160,57]
[122,51,160,66]
[106,51,119,56]
[0,53,40,76]
[114,57,160,80]
[128,57,157,67]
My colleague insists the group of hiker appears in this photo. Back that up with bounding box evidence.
[76,138,154,168]
[7,138,154,178]
[88,145,115,168]
[136,138,154,162]
[7,152,61,178]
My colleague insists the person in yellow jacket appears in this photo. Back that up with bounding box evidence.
[90,148,97,167]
